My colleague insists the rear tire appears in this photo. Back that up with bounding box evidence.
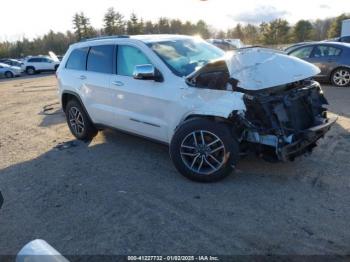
[170,118,239,182]
[5,71,14,78]
[331,68,350,87]
[26,67,36,75]
[65,99,97,141]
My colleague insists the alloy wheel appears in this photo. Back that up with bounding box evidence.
[180,130,226,175]
[333,69,350,86]
[68,107,85,136]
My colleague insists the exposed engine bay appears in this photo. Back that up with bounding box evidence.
[239,80,336,161]
[186,51,337,161]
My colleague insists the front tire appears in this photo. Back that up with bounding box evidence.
[5,71,14,78]
[331,68,350,87]
[65,99,97,141]
[26,67,36,75]
[170,118,239,182]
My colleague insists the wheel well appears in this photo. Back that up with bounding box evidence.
[182,113,245,137]
[184,114,234,125]
[61,92,93,123]
[179,114,234,132]
[184,114,216,122]
[5,71,12,75]
[26,66,35,70]
[61,93,79,112]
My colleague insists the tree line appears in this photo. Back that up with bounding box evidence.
[0,9,349,58]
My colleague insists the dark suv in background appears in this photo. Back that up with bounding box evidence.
[330,35,350,44]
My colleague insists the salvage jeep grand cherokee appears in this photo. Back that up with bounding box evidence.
[57,35,336,182]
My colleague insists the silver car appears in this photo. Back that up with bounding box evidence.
[0,63,22,78]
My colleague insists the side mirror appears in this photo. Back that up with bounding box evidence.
[133,64,163,82]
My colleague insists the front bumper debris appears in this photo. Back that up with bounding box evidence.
[277,117,337,161]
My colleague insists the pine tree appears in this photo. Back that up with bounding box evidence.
[103,8,125,35]
[196,20,210,39]
[79,12,95,39]
[293,20,314,42]
[144,21,155,34]
[157,18,171,33]
[127,13,142,35]
[72,13,83,40]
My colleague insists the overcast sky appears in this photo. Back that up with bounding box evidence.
[1,0,348,41]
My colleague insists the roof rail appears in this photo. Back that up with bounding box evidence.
[80,35,130,42]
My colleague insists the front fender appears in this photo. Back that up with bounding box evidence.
[182,91,246,120]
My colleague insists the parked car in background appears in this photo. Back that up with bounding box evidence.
[0,63,22,78]
[22,56,60,75]
[57,35,335,182]
[338,35,350,43]
[0,58,24,69]
[207,39,244,51]
[208,39,237,51]
[284,41,317,53]
[225,39,244,48]
[287,42,350,87]
[325,35,350,44]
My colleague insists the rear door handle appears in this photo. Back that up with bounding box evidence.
[79,75,87,80]
[112,81,124,87]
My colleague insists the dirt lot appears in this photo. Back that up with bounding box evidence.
[0,75,350,256]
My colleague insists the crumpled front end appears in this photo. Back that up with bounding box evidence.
[186,47,336,161]
[239,80,336,161]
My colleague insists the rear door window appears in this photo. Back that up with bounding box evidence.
[66,47,89,71]
[28,58,41,63]
[311,45,342,57]
[87,45,114,74]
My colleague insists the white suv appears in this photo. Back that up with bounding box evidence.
[57,35,336,182]
[23,56,60,75]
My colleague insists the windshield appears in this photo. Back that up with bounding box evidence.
[147,38,225,77]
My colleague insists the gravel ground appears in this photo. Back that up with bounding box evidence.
[0,75,350,256]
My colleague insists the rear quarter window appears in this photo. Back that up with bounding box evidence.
[66,47,89,71]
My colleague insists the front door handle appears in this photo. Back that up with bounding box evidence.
[79,75,87,80]
[112,81,124,87]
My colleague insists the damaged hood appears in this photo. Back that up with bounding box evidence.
[225,48,320,90]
